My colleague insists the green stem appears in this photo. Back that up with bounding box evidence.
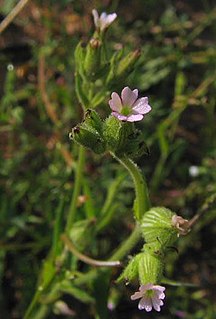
[110,224,141,260]
[112,154,150,221]
[73,224,141,286]
[66,146,85,232]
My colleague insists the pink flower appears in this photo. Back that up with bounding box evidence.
[109,87,151,122]
[131,283,165,312]
[92,9,117,32]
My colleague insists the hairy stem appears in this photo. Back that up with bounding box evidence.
[112,154,150,220]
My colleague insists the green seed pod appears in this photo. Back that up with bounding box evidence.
[83,109,103,135]
[138,250,164,285]
[140,207,178,247]
[103,115,122,152]
[117,253,142,283]
[84,38,102,79]
[69,125,106,154]
[115,49,141,79]
[74,42,86,79]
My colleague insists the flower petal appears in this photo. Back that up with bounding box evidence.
[121,87,138,106]
[152,285,166,292]
[92,9,99,27]
[132,97,151,114]
[105,13,117,25]
[152,296,162,312]
[111,112,127,121]
[109,92,122,112]
[131,291,144,300]
[138,296,152,312]
[139,284,153,293]
[126,114,143,122]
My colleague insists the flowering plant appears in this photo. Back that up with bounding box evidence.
[24,7,196,319]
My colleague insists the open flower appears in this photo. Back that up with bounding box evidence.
[131,283,165,312]
[109,86,151,122]
[92,9,117,32]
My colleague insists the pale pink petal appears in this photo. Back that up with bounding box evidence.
[139,284,153,293]
[152,285,166,292]
[92,9,99,27]
[138,296,152,312]
[132,97,151,114]
[154,291,165,299]
[111,112,127,121]
[159,299,164,306]
[131,291,143,300]
[100,12,107,20]
[105,13,117,25]
[126,114,143,122]
[152,296,162,312]
[109,92,122,112]
[121,87,138,106]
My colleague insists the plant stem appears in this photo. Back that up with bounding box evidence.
[112,154,150,221]
[73,224,141,286]
[66,146,85,232]
[110,224,141,260]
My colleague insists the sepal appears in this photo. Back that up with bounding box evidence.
[140,207,178,247]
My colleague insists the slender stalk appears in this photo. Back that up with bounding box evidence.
[66,146,85,232]
[61,234,121,267]
[73,224,141,286]
[112,154,150,220]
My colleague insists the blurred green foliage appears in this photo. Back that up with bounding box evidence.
[1,0,216,318]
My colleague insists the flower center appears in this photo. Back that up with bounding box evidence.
[145,289,154,298]
[121,105,132,116]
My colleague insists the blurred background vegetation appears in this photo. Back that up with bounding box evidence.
[0,0,216,318]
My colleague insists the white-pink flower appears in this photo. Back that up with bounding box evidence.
[131,283,165,312]
[109,87,151,122]
[92,9,117,32]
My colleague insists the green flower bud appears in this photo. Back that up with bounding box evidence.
[84,38,102,79]
[138,250,164,285]
[69,125,105,154]
[140,207,178,247]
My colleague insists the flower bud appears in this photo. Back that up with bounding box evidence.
[140,207,178,247]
